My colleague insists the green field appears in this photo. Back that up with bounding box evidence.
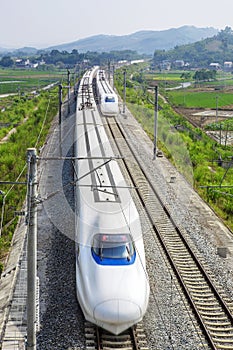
[148,71,184,81]
[166,90,233,109]
[146,70,233,109]
[0,68,67,95]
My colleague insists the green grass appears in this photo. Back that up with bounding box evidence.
[0,88,59,271]
[129,99,233,229]
[0,67,66,77]
[0,68,67,94]
[166,90,233,109]
[147,71,184,81]
[0,65,75,271]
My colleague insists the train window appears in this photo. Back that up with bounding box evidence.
[91,233,136,265]
[105,96,115,103]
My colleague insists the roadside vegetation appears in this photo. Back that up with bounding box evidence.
[115,63,233,231]
[0,69,66,273]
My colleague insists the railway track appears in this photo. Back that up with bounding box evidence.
[85,322,149,350]
[104,115,233,350]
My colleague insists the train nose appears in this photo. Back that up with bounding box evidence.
[94,299,141,324]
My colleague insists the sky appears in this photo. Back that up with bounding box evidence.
[1,0,233,49]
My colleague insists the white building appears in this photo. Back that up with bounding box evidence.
[224,61,232,72]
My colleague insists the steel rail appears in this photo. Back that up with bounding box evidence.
[105,115,233,350]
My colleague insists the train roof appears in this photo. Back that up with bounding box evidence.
[76,111,140,235]
[75,68,141,246]
[96,69,115,95]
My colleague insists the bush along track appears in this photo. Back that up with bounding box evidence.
[0,89,59,273]
[115,66,233,232]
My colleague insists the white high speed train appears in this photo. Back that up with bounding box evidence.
[96,69,119,116]
[74,67,150,335]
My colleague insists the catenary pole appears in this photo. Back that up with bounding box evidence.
[112,65,115,89]
[58,84,62,125]
[123,70,126,114]
[26,148,37,350]
[108,60,110,81]
[59,84,62,157]
[153,86,158,160]
[67,69,71,114]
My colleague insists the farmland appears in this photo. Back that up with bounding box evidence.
[115,64,233,231]
[0,67,66,95]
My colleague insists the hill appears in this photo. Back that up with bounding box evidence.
[152,26,233,67]
[46,26,218,55]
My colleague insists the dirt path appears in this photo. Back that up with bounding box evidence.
[0,117,28,144]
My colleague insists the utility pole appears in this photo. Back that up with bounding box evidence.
[58,84,62,125]
[58,84,62,157]
[224,125,229,147]
[123,70,126,114]
[219,123,222,145]
[108,60,110,82]
[153,86,158,160]
[216,95,218,123]
[112,65,115,90]
[67,69,71,114]
[26,148,37,350]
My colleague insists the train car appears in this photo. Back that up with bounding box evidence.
[96,69,119,116]
[75,67,150,335]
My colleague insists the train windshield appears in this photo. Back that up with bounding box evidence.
[91,233,136,265]
[105,96,115,103]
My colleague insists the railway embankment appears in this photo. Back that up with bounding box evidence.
[1,87,233,349]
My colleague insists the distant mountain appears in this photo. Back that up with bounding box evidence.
[46,26,218,55]
[14,47,38,54]
[0,47,11,53]
[152,26,233,67]
[0,46,38,55]
[0,26,219,56]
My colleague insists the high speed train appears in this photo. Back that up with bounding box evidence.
[74,67,150,335]
[96,69,119,116]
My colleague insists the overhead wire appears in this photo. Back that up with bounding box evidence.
[34,96,51,149]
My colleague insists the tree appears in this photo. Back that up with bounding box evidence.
[0,56,14,67]
[180,72,192,80]
[193,69,217,82]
